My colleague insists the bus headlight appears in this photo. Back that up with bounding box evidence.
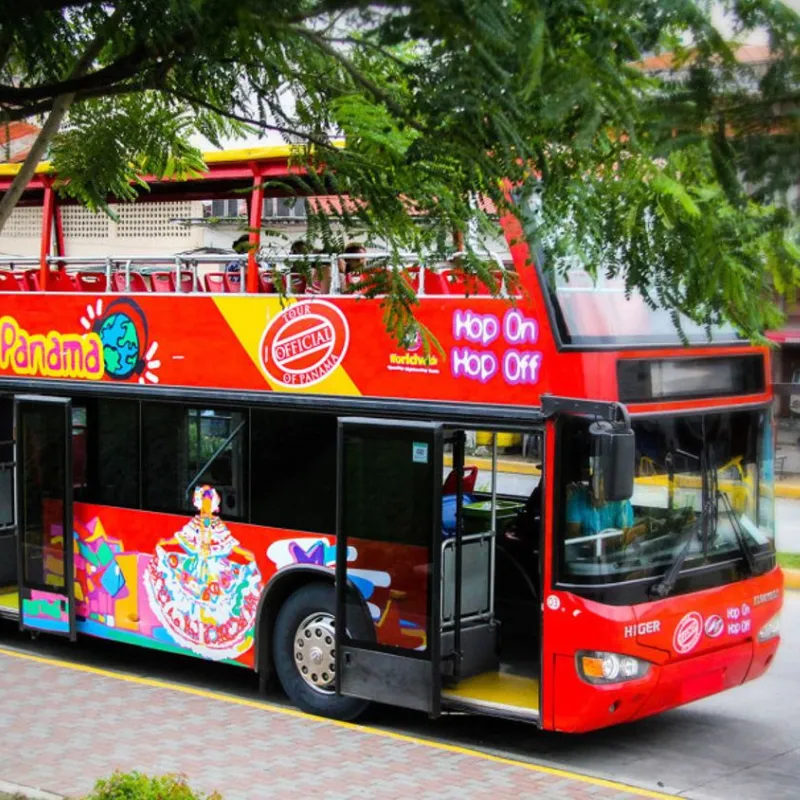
[757,613,781,643]
[576,651,651,685]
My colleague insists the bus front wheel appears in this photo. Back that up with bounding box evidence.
[273,583,369,721]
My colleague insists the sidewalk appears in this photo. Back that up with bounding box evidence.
[0,647,676,800]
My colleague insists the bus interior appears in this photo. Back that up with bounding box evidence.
[437,429,543,720]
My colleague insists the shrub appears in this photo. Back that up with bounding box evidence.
[83,772,222,800]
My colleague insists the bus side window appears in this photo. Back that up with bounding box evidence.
[250,410,337,534]
[185,408,246,519]
[142,402,188,514]
[78,399,139,509]
[142,403,247,519]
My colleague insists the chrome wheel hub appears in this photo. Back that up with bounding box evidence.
[294,612,336,694]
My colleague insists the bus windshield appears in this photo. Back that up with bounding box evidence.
[543,267,741,346]
[557,409,776,589]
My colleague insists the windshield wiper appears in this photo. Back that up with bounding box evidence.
[649,449,711,600]
[717,488,757,575]
[648,507,707,600]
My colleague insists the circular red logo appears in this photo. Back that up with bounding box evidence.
[673,611,703,655]
[704,614,724,639]
[260,300,349,387]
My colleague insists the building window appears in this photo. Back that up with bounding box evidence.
[262,197,307,219]
[210,199,243,218]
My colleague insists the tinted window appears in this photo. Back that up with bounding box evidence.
[186,408,247,519]
[342,430,434,547]
[90,400,139,508]
[142,403,246,518]
[250,411,336,533]
[142,403,188,513]
[18,402,67,590]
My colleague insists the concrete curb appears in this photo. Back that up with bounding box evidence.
[784,568,800,591]
[0,779,64,800]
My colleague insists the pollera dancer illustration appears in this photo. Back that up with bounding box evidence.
[145,485,262,660]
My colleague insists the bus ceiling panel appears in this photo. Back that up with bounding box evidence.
[0,378,545,428]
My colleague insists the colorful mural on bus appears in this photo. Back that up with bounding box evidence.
[72,488,428,666]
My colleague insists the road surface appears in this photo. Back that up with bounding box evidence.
[1,592,796,800]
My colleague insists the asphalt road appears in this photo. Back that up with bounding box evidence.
[775,497,800,553]
[1,591,796,800]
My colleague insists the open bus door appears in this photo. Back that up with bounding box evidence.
[14,396,76,639]
[335,418,500,715]
[335,418,446,714]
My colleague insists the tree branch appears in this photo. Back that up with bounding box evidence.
[0,20,199,107]
[292,26,426,133]
[0,5,125,235]
[1,78,163,122]
[165,88,338,151]
[332,36,413,70]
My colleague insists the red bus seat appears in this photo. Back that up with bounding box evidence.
[224,271,243,293]
[0,271,25,291]
[151,272,172,293]
[204,272,227,292]
[111,271,149,292]
[19,270,37,290]
[442,465,479,495]
[73,272,108,292]
[29,270,76,292]
[441,269,501,296]
[406,266,450,295]
[259,272,276,293]
[174,270,195,292]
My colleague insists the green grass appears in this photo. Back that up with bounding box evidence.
[778,552,800,570]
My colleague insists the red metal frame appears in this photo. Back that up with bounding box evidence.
[39,177,56,290]
[247,163,264,294]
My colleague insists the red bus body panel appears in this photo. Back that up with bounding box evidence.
[0,293,771,410]
[544,568,783,733]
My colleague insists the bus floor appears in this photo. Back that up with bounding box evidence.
[0,586,19,618]
[442,594,541,722]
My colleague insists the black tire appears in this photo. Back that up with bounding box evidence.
[272,582,370,721]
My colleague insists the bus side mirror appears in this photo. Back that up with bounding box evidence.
[589,421,635,503]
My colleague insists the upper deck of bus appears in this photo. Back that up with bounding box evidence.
[0,146,771,414]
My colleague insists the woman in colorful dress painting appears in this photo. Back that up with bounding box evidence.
[145,485,262,661]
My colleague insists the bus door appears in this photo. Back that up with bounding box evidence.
[0,398,15,604]
[15,396,76,639]
[335,418,448,714]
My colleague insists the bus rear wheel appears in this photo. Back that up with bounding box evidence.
[272,583,369,721]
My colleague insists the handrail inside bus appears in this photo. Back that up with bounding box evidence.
[0,250,518,297]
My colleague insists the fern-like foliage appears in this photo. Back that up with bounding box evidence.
[0,0,798,340]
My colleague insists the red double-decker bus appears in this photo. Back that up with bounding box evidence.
[0,146,783,732]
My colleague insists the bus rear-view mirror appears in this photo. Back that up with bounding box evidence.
[589,421,635,503]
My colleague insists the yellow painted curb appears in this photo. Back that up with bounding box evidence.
[784,568,800,591]
[776,484,800,499]
[0,645,680,800]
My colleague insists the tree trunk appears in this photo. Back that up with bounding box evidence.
[0,92,75,235]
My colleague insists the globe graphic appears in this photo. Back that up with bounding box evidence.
[98,312,140,379]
